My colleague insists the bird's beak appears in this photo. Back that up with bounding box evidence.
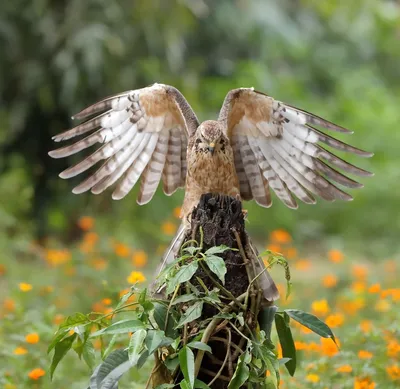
[208,142,215,155]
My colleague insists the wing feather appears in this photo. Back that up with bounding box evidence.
[219,88,372,208]
[49,84,199,203]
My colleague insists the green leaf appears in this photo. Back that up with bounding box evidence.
[275,313,296,376]
[204,245,230,255]
[187,341,212,353]
[128,329,147,365]
[194,379,212,389]
[166,262,199,294]
[50,333,77,379]
[179,346,195,389]
[83,340,96,370]
[48,329,69,353]
[183,246,201,255]
[171,294,197,305]
[264,356,278,388]
[228,348,251,389]
[204,255,227,284]
[285,309,337,344]
[180,380,190,389]
[153,302,178,338]
[94,349,131,389]
[155,384,175,389]
[176,301,203,328]
[145,330,166,355]
[103,334,118,360]
[91,319,146,337]
[60,312,90,329]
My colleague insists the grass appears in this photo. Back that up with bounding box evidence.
[0,212,399,389]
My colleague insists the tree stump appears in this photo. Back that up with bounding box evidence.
[151,193,277,388]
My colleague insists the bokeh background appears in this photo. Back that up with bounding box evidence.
[0,1,399,388]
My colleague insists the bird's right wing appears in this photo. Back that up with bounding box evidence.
[49,84,199,204]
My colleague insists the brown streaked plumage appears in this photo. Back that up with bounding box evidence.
[49,84,373,301]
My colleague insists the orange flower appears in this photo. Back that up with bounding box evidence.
[102,298,112,306]
[25,333,40,344]
[322,274,338,288]
[286,247,297,259]
[46,249,71,266]
[162,221,177,236]
[13,347,28,355]
[358,350,373,359]
[360,320,372,334]
[336,364,352,373]
[173,207,182,218]
[53,314,65,325]
[386,365,400,380]
[352,264,368,280]
[320,337,339,357]
[328,249,344,263]
[0,264,6,275]
[354,376,375,389]
[266,244,281,253]
[352,281,366,294]
[127,271,146,284]
[368,283,381,293]
[294,341,308,351]
[90,258,107,270]
[114,242,130,257]
[19,282,32,292]
[381,288,400,301]
[311,299,330,316]
[295,259,312,271]
[337,297,365,315]
[270,229,292,244]
[77,216,95,231]
[384,260,397,273]
[3,298,15,312]
[132,250,147,268]
[387,340,400,358]
[306,374,320,383]
[28,368,45,380]
[325,313,344,328]
[93,339,102,350]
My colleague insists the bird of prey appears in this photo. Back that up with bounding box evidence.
[49,83,372,300]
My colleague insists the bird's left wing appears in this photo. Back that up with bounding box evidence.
[49,84,199,203]
[219,88,373,209]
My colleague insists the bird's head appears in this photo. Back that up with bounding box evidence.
[196,120,225,156]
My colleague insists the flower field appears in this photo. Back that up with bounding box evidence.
[0,210,399,389]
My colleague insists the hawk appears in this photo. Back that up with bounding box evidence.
[49,83,372,300]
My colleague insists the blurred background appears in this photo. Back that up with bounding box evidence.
[0,1,399,388]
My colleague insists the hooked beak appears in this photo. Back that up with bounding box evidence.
[208,142,215,155]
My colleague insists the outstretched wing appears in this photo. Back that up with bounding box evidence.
[219,88,373,208]
[49,84,199,203]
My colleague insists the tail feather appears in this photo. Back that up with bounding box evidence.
[247,235,280,302]
[150,222,187,295]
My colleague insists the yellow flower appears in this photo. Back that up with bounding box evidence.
[311,299,330,316]
[368,283,381,293]
[13,347,28,355]
[386,365,400,381]
[77,216,95,231]
[270,229,292,244]
[354,376,375,389]
[328,249,344,263]
[161,221,177,236]
[25,333,40,344]
[336,364,352,373]
[351,281,366,294]
[320,337,339,357]
[28,368,45,380]
[358,350,373,359]
[375,299,391,312]
[46,248,72,266]
[19,282,32,292]
[325,313,344,328]
[322,274,338,288]
[127,271,146,284]
[306,374,320,383]
[132,250,147,268]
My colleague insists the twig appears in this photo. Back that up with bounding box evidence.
[208,328,232,386]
